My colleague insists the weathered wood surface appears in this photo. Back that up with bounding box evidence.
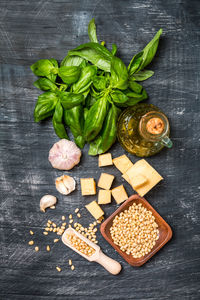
[0,0,200,299]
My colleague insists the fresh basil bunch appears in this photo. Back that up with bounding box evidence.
[31,18,162,154]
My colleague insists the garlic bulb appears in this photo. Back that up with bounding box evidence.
[55,175,76,195]
[40,195,57,212]
[48,139,81,170]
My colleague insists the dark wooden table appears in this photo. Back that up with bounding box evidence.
[1,0,200,299]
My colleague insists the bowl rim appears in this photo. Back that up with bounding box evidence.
[100,194,173,266]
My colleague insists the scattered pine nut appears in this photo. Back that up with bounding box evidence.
[35,246,39,252]
[29,230,34,235]
[75,208,79,213]
[48,220,52,224]
[77,213,81,218]
[47,223,51,228]
[69,259,72,266]
[46,245,50,251]
[62,216,66,221]
[71,265,75,271]
[56,266,61,272]
[50,205,56,209]
[28,240,34,245]
[54,239,59,243]
[69,214,72,219]
[45,227,49,231]
[62,222,67,226]
[52,223,56,228]
[43,231,48,235]
[69,219,73,224]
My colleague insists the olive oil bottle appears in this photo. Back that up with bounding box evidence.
[117,103,172,157]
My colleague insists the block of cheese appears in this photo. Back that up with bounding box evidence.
[98,173,115,190]
[80,178,96,195]
[85,200,104,219]
[98,189,111,204]
[98,153,113,167]
[111,185,128,204]
[113,154,134,173]
[125,159,163,197]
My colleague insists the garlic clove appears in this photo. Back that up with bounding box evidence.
[48,139,81,170]
[40,195,57,212]
[55,175,76,195]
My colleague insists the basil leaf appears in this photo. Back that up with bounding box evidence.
[85,94,97,108]
[34,78,58,91]
[111,44,117,56]
[34,92,58,122]
[93,75,107,90]
[131,70,154,81]
[128,52,143,76]
[88,18,98,43]
[64,105,85,148]
[52,102,68,139]
[88,103,121,155]
[138,29,162,71]
[111,90,128,104]
[31,59,58,77]
[61,55,85,67]
[58,66,81,84]
[128,81,143,94]
[68,42,113,72]
[84,95,109,142]
[110,56,128,90]
[116,89,148,107]
[73,65,97,93]
[59,92,84,109]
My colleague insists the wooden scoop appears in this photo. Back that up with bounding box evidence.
[62,227,121,275]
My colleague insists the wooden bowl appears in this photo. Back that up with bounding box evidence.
[100,194,172,266]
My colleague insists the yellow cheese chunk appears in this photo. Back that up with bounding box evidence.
[113,155,134,173]
[98,189,111,204]
[125,159,163,196]
[98,173,115,190]
[131,174,147,189]
[85,200,104,219]
[98,153,113,167]
[80,178,96,195]
[111,185,128,204]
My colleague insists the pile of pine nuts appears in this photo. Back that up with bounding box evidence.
[66,233,96,257]
[110,203,159,258]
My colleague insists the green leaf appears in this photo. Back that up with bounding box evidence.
[34,78,58,91]
[58,66,81,84]
[34,92,58,122]
[128,51,143,76]
[88,18,98,43]
[68,42,113,72]
[116,88,148,107]
[64,105,85,148]
[84,95,109,142]
[128,81,143,93]
[59,92,84,109]
[110,56,128,90]
[52,101,68,139]
[93,75,107,90]
[131,70,154,81]
[111,44,117,56]
[111,90,128,104]
[31,59,58,77]
[61,55,85,67]
[88,103,121,155]
[72,65,97,93]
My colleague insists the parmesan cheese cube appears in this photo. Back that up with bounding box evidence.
[111,185,128,204]
[98,153,113,167]
[98,189,111,204]
[98,173,115,190]
[80,178,96,195]
[85,201,104,219]
[125,159,163,197]
[113,155,134,173]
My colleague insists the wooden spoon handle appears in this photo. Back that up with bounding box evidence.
[95,250,121,275]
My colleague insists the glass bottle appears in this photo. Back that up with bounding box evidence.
[117,103,172,157]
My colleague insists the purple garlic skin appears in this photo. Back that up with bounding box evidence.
[48,139,81,170]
